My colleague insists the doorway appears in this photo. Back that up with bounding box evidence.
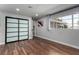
[5,16,29,44]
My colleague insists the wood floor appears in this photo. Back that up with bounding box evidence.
[0,36,79,55]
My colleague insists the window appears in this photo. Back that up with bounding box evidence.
[50,15,72,29]
[50,14,79,29]
[61,15,72,29]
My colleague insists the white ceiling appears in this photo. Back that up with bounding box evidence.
[0,4,77,17]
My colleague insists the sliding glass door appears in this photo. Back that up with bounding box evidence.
[19,20,29,40]
[5,16,29,43]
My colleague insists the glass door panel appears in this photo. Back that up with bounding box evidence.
[6,18,18,43]
[19,20,29,40]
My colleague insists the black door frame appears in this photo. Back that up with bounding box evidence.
[5,16,29,44]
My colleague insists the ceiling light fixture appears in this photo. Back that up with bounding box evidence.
[16,8,20,11]
[35,13,38,16]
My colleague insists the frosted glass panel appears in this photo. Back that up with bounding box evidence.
[7,18,18,42]
[19,24,28,27]
[19,20,28,23]
[7,23,18,27]
[20,32,28,35]
[7,37,18,42]
[19,28,28,31]
[7,32,18,37]
[19,20,29,40]
[7,28,18,32]
[19,36,28,40]
[7,18,18,23]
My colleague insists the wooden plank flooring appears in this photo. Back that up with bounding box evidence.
[0,36,79,55]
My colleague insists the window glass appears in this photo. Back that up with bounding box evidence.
[73,14,79,29]
[62,15,72,20]
[61,15,72,29]
[50,14,79,29]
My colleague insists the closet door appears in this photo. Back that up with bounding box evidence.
[6,18,18,43]
[19,20,29,40]
[5,17,29,43]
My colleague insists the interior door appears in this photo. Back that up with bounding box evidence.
[5,16,29,43]
[19,20,29,40]
[6,17,18,43]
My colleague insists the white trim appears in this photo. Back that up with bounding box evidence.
[36,35,79,49]
[0,42,5,45]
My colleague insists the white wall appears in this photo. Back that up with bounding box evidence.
[0,11,33,45]
[35,7,79,49]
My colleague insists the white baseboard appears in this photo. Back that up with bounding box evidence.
[36,35,79,49]
[0,42,5,45]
